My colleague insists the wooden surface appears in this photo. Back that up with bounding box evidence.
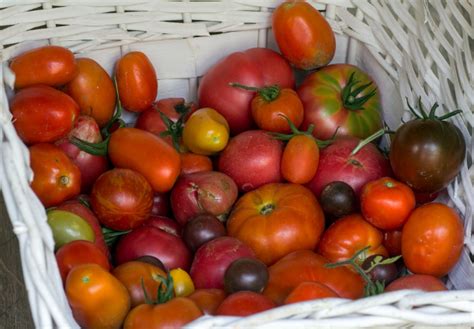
[0,194,35,329]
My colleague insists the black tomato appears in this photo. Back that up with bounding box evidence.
[224,257,269,294]
[182,214,226,252]
[319,181,357,219]
[361,254,398,285]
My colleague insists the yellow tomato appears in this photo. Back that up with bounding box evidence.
[183,107,229,155]
[170,268,195,297]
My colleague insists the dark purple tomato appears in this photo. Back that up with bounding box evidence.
[224,258,269,294]
[319,181,357,220]
[361,254,398,285]
[182,214,227,252]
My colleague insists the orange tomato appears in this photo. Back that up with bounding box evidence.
[215,291,276,316]
[281,134,319,184]
[284,281,339,304]
[180,152,213,175]
[66,264,130,329]
[272,1,335,70]
[108,127,181,193]
[188,289,226,315]
[402,203,464,277]
[10,45,77,89]
[115,51,157,112]
[64,58,116,127]
[385,274,448,292]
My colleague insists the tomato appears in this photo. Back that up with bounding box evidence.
[224,258,269,294]
[55,240,110,283]
[360,177,416,230]
[112,261,168,308]
[227,183,325,265]
[402,203,464,277]
[389,102,466,193]
[317,214,388,263]
[198,48,294,134]
[272,1,335,70]
[64,58,116,127]
[66,264,130,329]
[116,51,157,112]
[180,152,213,175]
[188,289,226,315]
[10,45,77,89]
[281,134,319,184]
[283,281,339,304]
[298,64,382,140]
[182,107,230,155]
[90,168,153,231]
[263,250,365,305]
[108,127,181,193]
[11,85,80,144]
[215,291,276,316]
[29,143,81,207]
[385,274,448,292]
[170,268,195,297]
[47,209,95,250]
[382,230,402,257]
[123,297,203,329]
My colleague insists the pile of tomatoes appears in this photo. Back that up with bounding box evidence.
[7,1,467,328]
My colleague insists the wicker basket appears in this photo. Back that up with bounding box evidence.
[0,0,473,328]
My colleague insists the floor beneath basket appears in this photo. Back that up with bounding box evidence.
[0,195,34,329]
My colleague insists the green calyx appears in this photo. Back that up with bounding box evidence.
[101,227,131,247]
[229,82,281,103]
[350,128,387,156]
[341,72,377,111]
[158,102,192,152]
[141,273,175,305]
[407,97,462,121]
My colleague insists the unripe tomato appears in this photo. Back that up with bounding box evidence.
[182,108,230,155]
[47,210,95,250]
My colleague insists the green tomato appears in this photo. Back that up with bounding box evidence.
[47,209,95,250]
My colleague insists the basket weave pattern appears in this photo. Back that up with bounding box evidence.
[0,1,473,328]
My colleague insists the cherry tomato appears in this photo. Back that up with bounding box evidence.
[170,268,195,297]
[29,143,81,207]
[402,203,464,277]
[64,58,116,127]
[180,152,213,175]
[319,181,358,220]
[47,209,95,250]
[224,258,269,294]
[11,85,80,144]
[188,289,226,315]
[215,291,276,316]
[116,51,157,112]
[281,134,319,184]
[360,177,416,230]
[385,274,448,292]
[361,255,398,286]
[10,45,77,89]
[283,281,339,304]
[382,230,402,257]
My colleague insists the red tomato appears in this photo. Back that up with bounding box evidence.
[215,291,276,316]
[385,274,448,292]
[284,281,339,304]
[90,168,153,231]
[30,143,81,208]
[227,183,325,265]
[55,240,110,283]
[382,230,402,257]
[360,177,416,230]
[64,58,116,127]
[317,214,388,263]
[402,203,464,277]
[180,152,213,175]
[11,85,80,144]
[188,289,226,315]
[108,127,181,193]
[116,51,157,112]
[272,1,335,70]
[281,134,319,184]
[10,45,77,89]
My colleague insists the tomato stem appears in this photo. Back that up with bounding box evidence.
[406,97,463,121]
[341,72,377,111]
[350,128,386,156]
[229,82,281,102]
[102,227,131,246]
[101,77,125,138]
[70,136,110,156]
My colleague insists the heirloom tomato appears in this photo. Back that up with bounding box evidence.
[188,289,226,315]
[272,1,335,70]
[298,64,382,140]
[47,209,95,250]
[180,152,213,175]
[170,268,195,297]
[385,274,447,292]
[283,281,339,304]
[215,291,276,316]
[227,183,325,265]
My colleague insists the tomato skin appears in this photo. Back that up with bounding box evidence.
[402,203,464,277]
[30,143,81,207]
[47,209,95,250]
[272,1,335,70]
[215,291,276,316]
[66,264,130,329]
[298,64,382,140]
[170,268,195,297]
[382,230,402,257]
[385,274,447,292]
[227,183,325,265]
[281,134,319,184]
[360,177,416,230]
[284,281,339,304]
[317,214,388,263]
[123,297,203,329]
[108,127,181,193]
[11,85,80,144]
[188,289,226,315]
[116,51,157,112]
[64,58,116,127]
[180,153,213,175]
[10,45,77,89]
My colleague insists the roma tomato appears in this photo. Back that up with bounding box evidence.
[47,209,95,250]
[11,85,80,144]
[66,264,130,329]
[90,168,153,231]
[317,214,388,263]
[64,58,116,127]
[272,1,335,70]
[298,64,382,140]
[283,281,339,305]
[123,297,202,329]
[180,152,213,175]
[116,51,157,112]
[188,289,226,315]
[402,203,464,277]
[10,45,77,89]
[108,127,181,193]
[263,250,365,304]
[385,274,447,292]
[360,177,416,230]
[182,107,230,155]
[29,143,81,207]
[281,134,319,184]
[227,183,325,265]
[215,291,276,316]
[56,240,110,283]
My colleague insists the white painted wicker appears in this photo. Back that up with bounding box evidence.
[0,1,473,328]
